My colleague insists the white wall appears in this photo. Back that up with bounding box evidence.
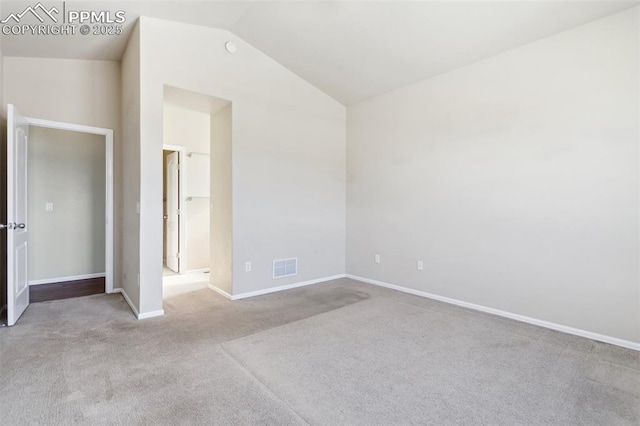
[121,22,141,308]
[210,104,233,294]
[347,9,640,343]
[27,127,105,281]
[163,104,210,272]
[136,17,346,314]
[2,56,122,290]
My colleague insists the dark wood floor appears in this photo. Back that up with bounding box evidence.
[29,277,105,303]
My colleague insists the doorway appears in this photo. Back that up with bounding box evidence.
[161,86,231,300]
[27,126,108,302]
[162,99,210,298]
[161,99,212,298]
[2,105,114,326]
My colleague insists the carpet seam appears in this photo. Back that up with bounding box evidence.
[219,344,312,425]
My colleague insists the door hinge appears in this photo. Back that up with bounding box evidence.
[176,252,181,259]
[176,209,180,215]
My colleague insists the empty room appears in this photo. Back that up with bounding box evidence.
[0,1,638,425]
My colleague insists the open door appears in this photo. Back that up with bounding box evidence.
[165,151,180,272]
[5,105,29,326]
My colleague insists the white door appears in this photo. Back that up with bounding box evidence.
[6,104,29,326]
[165,152,180,272]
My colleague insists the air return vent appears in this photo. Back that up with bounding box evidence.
[273,258,297,279]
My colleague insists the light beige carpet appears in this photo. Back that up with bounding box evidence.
[0,278,638,425]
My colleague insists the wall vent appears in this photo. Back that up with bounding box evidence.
[273,258,297,279]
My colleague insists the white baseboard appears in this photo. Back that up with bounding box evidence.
[346,274,640,352]
[208,274,346,301]
[208,284,233,300]
[183,268,210,274]
[112,288,165,320]
[138,309,165,319]
[112,288,138,318]
[29,273,106,286]
[111,288,137,317]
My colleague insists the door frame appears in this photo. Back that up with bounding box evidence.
[163,144,186,274]
[25,117,115,293]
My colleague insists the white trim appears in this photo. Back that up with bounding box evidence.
[208,283,233,300]
[112,288,165,320]
[29,273,106,286]
[112,288,138,318]
[138,309,165,319]
[637,5,640,357]
[25,117,115,294]
[162,144,187,274]
[346,274,640,352]
[184,268,210,274]
[209,274,346,301]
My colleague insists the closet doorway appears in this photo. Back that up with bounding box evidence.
[161,86,231,300]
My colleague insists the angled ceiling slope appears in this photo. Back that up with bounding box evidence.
[1,1,637,105]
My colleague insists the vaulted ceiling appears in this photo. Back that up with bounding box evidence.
[1,1,637,104]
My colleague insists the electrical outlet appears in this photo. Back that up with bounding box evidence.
[45,202,54,212]
[245,261,252,272]
[374,254,381,264]
[417,260,424,271]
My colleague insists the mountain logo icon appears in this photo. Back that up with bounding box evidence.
[1,2,60,24]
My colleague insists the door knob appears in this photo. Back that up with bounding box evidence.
[0,223,26,230]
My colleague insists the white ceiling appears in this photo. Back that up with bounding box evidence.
[1,1,638,105]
